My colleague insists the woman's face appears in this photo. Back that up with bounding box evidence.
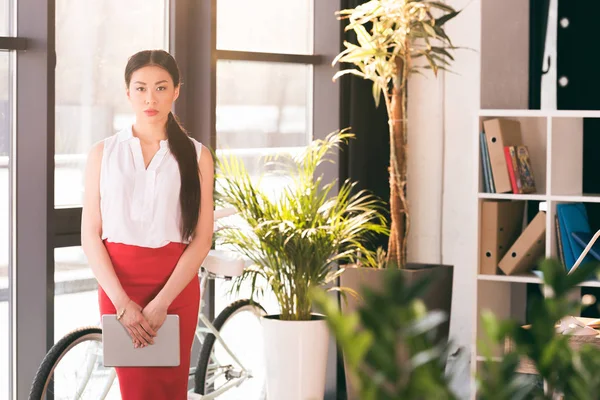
[127,65,179,123]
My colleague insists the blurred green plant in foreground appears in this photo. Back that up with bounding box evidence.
[314,258,600,399]
[312,268,457,400]
[477,258,600,400]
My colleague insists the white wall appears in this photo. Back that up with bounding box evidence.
[443,0,481,386]
[407,0,481,397]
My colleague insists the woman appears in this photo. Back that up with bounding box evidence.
[81,49,214,399]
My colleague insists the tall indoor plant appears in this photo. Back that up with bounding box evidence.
[333,0,460,268]
[214,130,388,399]
[332,2,461,397]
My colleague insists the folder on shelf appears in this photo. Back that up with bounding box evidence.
[555,214,566,267]
[498,210,546,276]
[482,118,523,194]
[479,200,525,275]
[556,203,593,271]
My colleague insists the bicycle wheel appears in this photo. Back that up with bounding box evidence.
[194,299,267,399]
[29,326,119,400]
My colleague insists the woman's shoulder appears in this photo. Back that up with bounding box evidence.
[189,137,203,151]
[189,138,211,163]
[87,131,124,163]
[99,130,127,154]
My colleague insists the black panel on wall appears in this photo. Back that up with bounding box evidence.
[553,1,600,317]
[556,1,600,111]
[338,0,390,254]
[528,0,550,110]
[528,1,600,319]
[337,1,391,396]
[557,1,600,317]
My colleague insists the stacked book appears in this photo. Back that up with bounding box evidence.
[480,118,536,194]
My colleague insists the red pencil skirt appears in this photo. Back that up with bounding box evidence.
[98,240,200,400]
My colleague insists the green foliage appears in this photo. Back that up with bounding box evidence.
[477,258,600,399]
[312,269,457,399]
[333,0,461,107]
[214,130,389,321]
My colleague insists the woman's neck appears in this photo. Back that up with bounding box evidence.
[132,119,168,144]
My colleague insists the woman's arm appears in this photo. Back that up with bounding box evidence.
[81,141,156,347]
[143,145,215,326]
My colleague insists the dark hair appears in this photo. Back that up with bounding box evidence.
[124,49,200,242]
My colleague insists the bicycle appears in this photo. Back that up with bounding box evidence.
[29,208,268,400]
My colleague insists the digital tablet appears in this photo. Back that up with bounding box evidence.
[102,314,180,367]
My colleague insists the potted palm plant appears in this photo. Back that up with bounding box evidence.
[214,130,388,400]
[331,1,461,396]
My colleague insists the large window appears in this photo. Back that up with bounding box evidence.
[213,2,315,317]
[55,0,168,207]
[4,1,339,397]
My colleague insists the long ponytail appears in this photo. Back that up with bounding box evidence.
[166,111,201,241]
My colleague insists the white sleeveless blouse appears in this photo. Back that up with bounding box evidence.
[100,125,202,248]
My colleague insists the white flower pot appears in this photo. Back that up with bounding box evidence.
[261,314,329,400]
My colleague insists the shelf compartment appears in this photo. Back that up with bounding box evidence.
[479,116,547,195]
[480,0,529,110]
[549,116,584,196]
[477,280,528,358]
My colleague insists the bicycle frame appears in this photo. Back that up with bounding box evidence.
[187,268,255,400]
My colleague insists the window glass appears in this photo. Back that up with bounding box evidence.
[217,0,313,54]
[0,0,10,37]
[214,60,312,316]
[55,0,168,207]
[0,50,11,400]
[216,60,311,196]
[53,246,120,398]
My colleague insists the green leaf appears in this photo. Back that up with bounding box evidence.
[354,24,375,50]
[372,82,381,108]
[422,22,437,38]
[427,1,457,13]
[337,48,380,64]
[430,46,455,61]
[434,10,460,27]
[332,68,367,82]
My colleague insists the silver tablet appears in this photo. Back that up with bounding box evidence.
[102,314,180,367]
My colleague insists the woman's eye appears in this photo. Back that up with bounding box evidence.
[157,86,166,91]
[136,87,145,92]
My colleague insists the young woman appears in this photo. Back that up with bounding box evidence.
[81,49,214,399]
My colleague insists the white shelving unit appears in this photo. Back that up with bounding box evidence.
[471,109,600,398]
[471,2,600,396]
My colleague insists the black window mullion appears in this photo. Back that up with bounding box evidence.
[0,37,27,50]
[216,49,323,65]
